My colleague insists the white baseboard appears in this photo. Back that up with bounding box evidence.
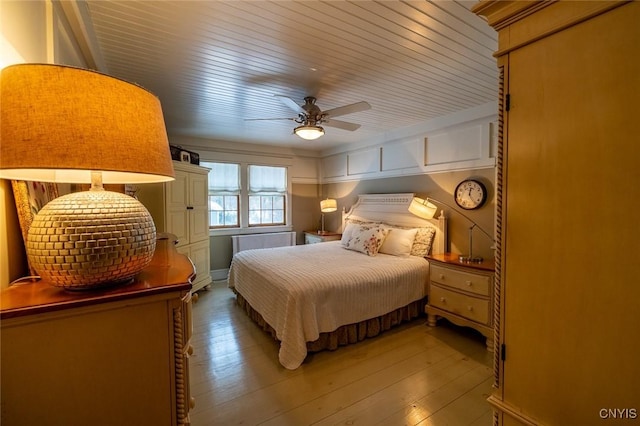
[211,268,229,282]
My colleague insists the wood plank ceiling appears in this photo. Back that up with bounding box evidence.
[83,1,497,150]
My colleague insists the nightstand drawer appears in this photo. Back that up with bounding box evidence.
[429,284,490,325]
[430,264,491,297]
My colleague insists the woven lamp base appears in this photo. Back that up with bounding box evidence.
[26,189,157,290]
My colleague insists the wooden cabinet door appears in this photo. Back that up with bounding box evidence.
[501,3,640,424]
[189,239,211,284]
[1,299,175,425]
[188,171,210,243]
[167,170,190,246]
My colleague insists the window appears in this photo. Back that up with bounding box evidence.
[206,162,239,228]
[202,162,288,230]
[248,165,286,226]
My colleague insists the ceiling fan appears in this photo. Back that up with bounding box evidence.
[247,96,371,140]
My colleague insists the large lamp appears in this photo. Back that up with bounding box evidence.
[294,124,324,140]
[0,64,175,290]
[409,196,493,263]
[319,198,337,234]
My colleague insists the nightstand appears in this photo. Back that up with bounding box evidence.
[426,253,495,351]
[304,231,342,244]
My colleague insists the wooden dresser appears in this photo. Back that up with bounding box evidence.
[0,235,196,426]
[426,253,495,351]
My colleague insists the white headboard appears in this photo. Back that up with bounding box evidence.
[341,193,447,255]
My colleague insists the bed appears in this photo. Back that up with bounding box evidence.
[228,193,447,369]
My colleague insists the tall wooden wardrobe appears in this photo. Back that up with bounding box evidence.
[473,1,640,424]
[138,161,212,293]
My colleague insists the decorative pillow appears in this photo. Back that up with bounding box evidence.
[341,219,378,246]
[340,222,357,246]
[379,228,418,257]
[344,217,371,226]
[409,226,437,256]
[343,224,389,256]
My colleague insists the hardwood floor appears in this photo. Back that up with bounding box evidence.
[189,281,493,425]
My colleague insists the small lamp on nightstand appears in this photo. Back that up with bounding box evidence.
[319,198,337,234]
[0,64,175,290]
[409,196,493,263]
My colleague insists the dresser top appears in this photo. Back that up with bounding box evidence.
[1,237,195,320]
[427,253,495,272]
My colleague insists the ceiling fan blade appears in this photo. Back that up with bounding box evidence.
[275,95,306,115]
[323,101,371,118]
[244,117,295,121]
[324,119,361,131]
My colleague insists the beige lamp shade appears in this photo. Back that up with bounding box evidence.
[0,64,175,289]
[320,198,338,213]
[0,63,174,183]
[408,197,438,220]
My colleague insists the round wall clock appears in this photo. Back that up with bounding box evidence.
[454,179,487,210]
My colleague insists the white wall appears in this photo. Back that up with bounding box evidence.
[320,102,497,183]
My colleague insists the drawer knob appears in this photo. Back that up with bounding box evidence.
[440,297,446,303]
[190,396,196,409]
[466,280,472,286]
[439,274,445,280]
[467,306,473,311]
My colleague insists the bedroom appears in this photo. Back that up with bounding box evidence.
[1,1,638,426]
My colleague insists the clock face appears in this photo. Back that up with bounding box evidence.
[455,179,487,210]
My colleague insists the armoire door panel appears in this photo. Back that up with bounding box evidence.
[189,173,208,209]
[189,208,210,243]
[502,3,640,424]
[167,170,189,208]
[168,209,189,246]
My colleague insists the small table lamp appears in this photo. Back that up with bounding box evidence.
[0,64,175,290]
[319,198,337,234]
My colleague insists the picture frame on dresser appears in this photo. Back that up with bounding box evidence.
[11,180,59,275]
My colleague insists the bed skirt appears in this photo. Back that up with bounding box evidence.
[234,292,426,353]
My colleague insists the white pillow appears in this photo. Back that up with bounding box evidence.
[343,224,389,256]
[340,222,358,246]
[379,228,418,256]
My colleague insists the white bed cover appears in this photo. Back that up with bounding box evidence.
[228,241,429,369]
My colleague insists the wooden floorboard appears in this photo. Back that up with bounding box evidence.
[189,281,493,425]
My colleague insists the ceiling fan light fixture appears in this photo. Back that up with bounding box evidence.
[294,125,324,140]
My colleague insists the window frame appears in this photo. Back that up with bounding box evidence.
[248,194,286,227]
[205,162,240,229]
[209,194,240,229]
[202,160,292,236]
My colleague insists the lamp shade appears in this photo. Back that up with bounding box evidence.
[0,64,175,289]
[408,197,438,220]
[320,198,337,213]
[0,63,174,183]
[294,125,324,140]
